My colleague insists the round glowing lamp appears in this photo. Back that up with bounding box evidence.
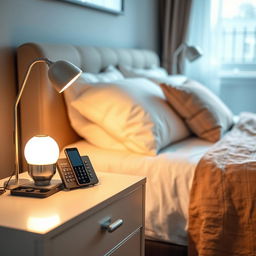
[24,135,59,186]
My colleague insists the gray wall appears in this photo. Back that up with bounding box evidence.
[0,0,158,179]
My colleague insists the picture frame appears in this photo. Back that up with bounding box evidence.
[60,0,124,15]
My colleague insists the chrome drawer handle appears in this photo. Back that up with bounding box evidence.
[101,217,123,233]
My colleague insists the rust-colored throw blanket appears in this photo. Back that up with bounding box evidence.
[188,112,256,256]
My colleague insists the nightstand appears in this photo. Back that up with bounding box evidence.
[0,172,146,256]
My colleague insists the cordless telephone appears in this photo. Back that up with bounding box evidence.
[57,148,98,189]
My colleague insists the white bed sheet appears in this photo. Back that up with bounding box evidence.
[62,137,212,246]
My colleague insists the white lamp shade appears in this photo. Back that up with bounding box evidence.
[24,135,60,165]
[48,60,82,93]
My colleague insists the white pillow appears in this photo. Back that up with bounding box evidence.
[71,78,190,155]
[64,65,125,97]
[119,65,168,79]
[64,66,128,151]
[150,74,188,86]
[81,65,124,83]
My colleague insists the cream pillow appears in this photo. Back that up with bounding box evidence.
[81,65,124,83]
[71,78,190,155]
[159,79,234,142]
[119,65,168,79]
[64,66,128,151]
[150,74,188,86]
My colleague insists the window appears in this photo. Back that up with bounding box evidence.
[218,0,256,70]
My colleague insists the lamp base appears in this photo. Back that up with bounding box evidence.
[10,180,63,198]
[20,179,62,190]
[28,163,56,186]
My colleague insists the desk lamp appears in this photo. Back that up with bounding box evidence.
[9,58,82,187]
[172,43,202,74]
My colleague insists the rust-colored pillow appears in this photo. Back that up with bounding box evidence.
[159,79,234,142]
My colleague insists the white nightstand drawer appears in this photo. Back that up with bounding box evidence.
[110,229,142,256]
[52,186,143,256]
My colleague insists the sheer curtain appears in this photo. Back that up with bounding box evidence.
[185,0,222,94]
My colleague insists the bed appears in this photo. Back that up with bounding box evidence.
[17,43,256,256]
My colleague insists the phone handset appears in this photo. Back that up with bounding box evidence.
[57,148,98,189]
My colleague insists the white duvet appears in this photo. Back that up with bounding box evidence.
[62,137,212,246]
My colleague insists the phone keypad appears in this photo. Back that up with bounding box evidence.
[83,160,94,179]
[63,167,76,183]
[74,166,90,184]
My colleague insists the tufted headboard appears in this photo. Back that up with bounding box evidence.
[17,42,160,158]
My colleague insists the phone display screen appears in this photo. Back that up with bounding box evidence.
[66,148,84,167]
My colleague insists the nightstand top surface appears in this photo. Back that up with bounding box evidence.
[0,171,145,235]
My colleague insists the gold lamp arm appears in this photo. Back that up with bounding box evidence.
[14,58,52,185]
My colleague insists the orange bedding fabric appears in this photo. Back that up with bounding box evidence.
[188,112,256,256]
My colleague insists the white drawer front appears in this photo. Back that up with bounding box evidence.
[110,229,142,256]
[51,187,143,256]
